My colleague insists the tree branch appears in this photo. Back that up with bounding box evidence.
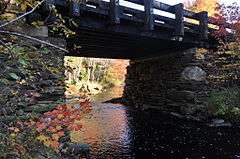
[0,0,46,28]
[0,30,69,53]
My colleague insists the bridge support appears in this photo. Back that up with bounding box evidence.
[123,49,240,118]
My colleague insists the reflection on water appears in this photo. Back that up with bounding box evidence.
[71,103,132,158]
[69,87,240,159]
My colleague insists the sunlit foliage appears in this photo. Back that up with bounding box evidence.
[185,0,219,16]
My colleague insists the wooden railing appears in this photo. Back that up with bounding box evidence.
[53,0,231,41]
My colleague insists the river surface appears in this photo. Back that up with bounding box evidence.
[69,87,240,159]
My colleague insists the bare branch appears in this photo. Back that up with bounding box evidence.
[0,0,46,29]
[0,30,69,53]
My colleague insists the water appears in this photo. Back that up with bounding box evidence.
[70,87,240,159]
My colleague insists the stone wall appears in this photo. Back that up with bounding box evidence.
[0,26,66,119]
[123,48,240,118]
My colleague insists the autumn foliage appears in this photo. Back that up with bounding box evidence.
[7,100,92,152]
[187,0,240,50]
[35,100,92,150]
[211,2,240,51]
[186,0,219,16]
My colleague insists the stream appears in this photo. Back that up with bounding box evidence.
[68,87,240,159]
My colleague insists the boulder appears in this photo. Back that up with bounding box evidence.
[60,142,90,158]
[208,119,232,127]
[181,66,206,81]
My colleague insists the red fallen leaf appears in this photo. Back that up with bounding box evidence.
[56,131,65,137]
[52,131,65,140]
[68,124,82,131]
[36,122,47,132]
[34,102,88,146]
[24,120,36,127]
[49,109,59,116]
[44,111,52,116]
[49,139,60,149]
[62,111,71,117]
[75,115,82,120]
[48,126,57,133]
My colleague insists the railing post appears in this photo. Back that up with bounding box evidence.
[174,3,184,38]
[144,0,154,31]
[198,11,208,40]
[110,0,120,24]
[71,0,86,17]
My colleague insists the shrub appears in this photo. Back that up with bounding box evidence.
[208,87,240,121]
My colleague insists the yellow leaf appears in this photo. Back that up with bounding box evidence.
[10,133,17,138]
[36,135,49,142]
[56,126,62,131]
[57,114,64,119]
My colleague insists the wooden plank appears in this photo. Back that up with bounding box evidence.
[174,3,184,37]
[144,0,154,30]
[198,11,208,40]
[110,0,120,24]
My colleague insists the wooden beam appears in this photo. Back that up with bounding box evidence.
[174,3,184,37]
[110,0,120,24]
[198,11,208,40]
[144,0,154,30]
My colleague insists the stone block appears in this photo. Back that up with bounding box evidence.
[167,90,195,102]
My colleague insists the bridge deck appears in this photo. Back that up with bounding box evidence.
[52,0,227,59]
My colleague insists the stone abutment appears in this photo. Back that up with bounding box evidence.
[123,48,240,118]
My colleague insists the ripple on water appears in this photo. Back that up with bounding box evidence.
[69,99,240,159]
